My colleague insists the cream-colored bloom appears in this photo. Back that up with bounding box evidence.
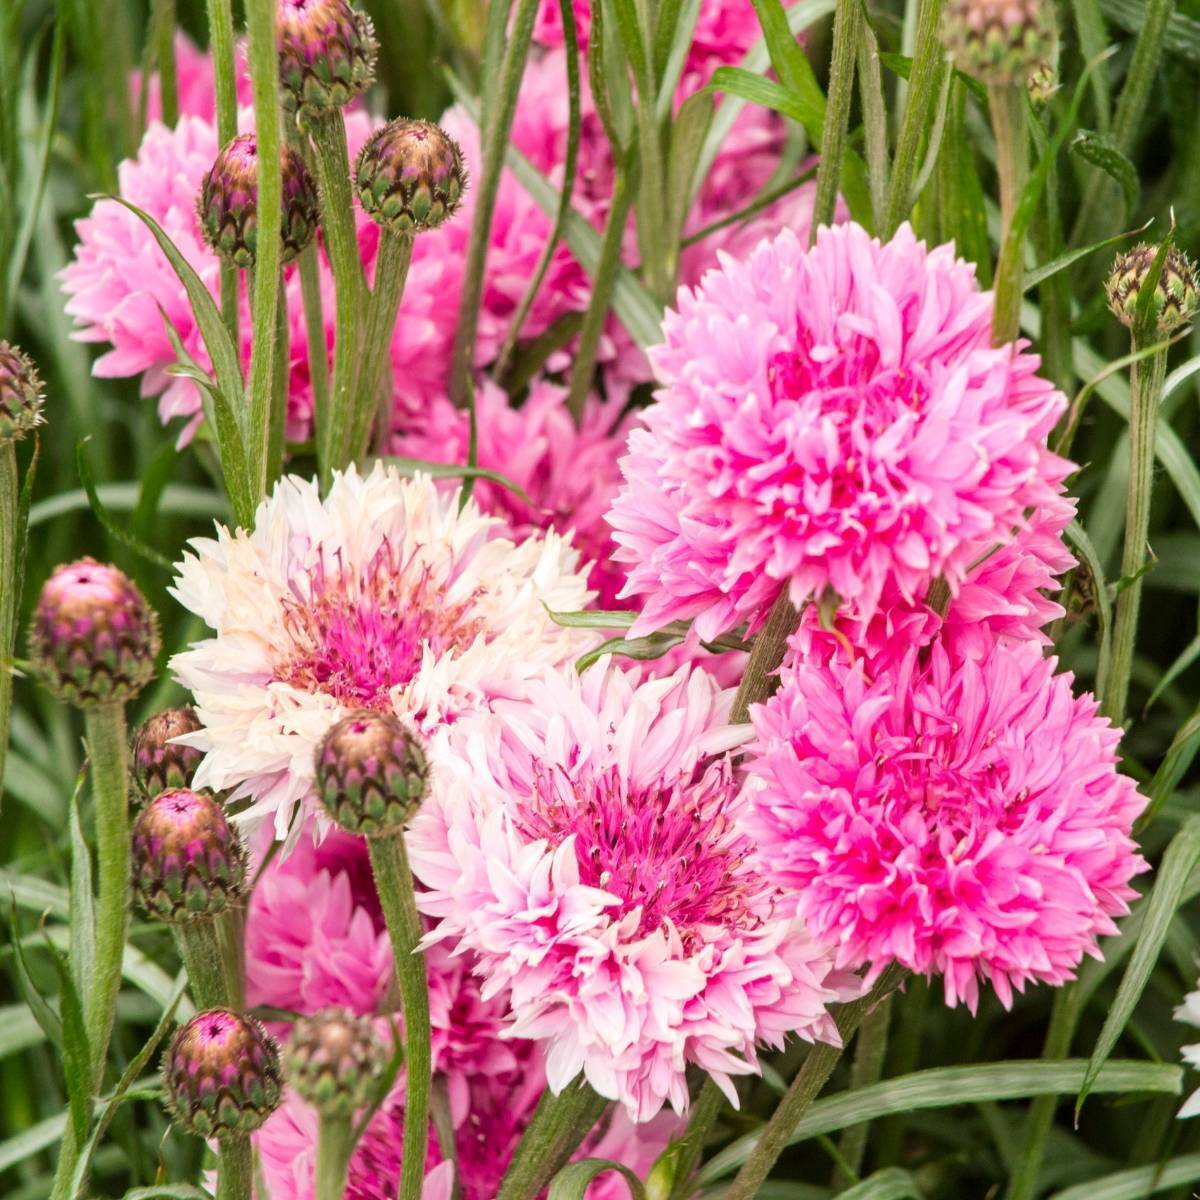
[170,466,594,840]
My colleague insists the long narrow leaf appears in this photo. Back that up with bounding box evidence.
[548,1160,647,1199]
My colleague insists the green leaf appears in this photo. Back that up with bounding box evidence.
[1063,522,1113,698]
[664,92,713,253]
[749,0,827,116]
[697,1060,1182,1183]
[378,457,535,508]
[122,1188,214,1200]
[0,1003,45,1059]
[709,66,823,132]
[44,932,93,1147]
[9,908,62,1050]
[1141,705,1200,827]
[1023,220,1151,293]
[575,631,688,672]
[1076,815,1200,1114]
[132,442,184,547]
[0,870,69,916]
[1070,130,1139,212]
[1048,1152,1200,1199]
[76,440,174,571]
[28,484,228,529]
[1100,0,1200,60]
[833,1168,923,1199]
[67,765,96,1009]
[1144,634,1200,713]
[549,1159,646,1199]
[546,609,639,630]
[0,1112,65,1173]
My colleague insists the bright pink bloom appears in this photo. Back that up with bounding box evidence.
[136,33,253,124]
[744,641,1147,1011]
[408,660,860,1122]
[607,222,1072,641]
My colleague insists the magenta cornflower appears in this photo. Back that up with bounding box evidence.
[744,640,1147,1011]
[408,661,860,1122]
[607,222,1071,641]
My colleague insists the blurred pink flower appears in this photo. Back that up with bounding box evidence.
[607,222,1071,642]
[408,660,860,1122]
[744,640,1147,1011]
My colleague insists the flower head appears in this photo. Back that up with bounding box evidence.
[744,640,1147,1011]
[169,466,593,840]
[409,660,860,1121]
[356,119,467,235]
[0,341,44,444]
[133,706,206,796]
[942,0,1059,85]
[286,1008,383,1114]
[607,222,1070,641]
[276,0,377,119]
[1106,242,1199,334]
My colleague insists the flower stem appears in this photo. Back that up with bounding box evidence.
[811,0,862,241]
[351,231,414,463]
[730,590,801,725]
[308,111,368,489]
[83,702,131,1085]
[315,1112,356,1200]
[206,0,240,345]
[216,1135,254,1200]
[367,831,431,1200]
[297,239,330,433]
[177,916,240,1011]
[989,82,1029,346]
[0,442,18,812]
[832,993,893,1187]
[724,963,906,1200]
[566,161,636,423]
[1102,342,1168,725]
[496,1079,610,1200]
[663,1077,726,1200]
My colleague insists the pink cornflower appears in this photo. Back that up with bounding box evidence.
[408,660,860,1122]
[744,640,1147,1011]
[607,222,1071,641]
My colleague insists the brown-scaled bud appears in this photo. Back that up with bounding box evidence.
[286,1008,383,1114]
[0,341,44,445]
[277,0,377,121]
[1105,242,1199,334]
[133,707,205,796]
[942,0,1058,86]
[355,119,467,236]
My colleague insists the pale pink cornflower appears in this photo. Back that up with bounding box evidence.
[607,222,1072,641]
[744,640,1147,1011]
[168,466,594,841]
[408,660,860,1122]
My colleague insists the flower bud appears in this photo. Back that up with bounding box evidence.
[314,709,427,836]
[133,707,205,796]
[132,788,246,923]
[942,0,1058,86]
[0,341,44,445]
[29,559,160,708]
[1106,242,1200,334]
[285,1008,383,1115]
[163,1010,282,1138]
[355,119,467,235]
[198,133,320,268]
[277,0,377,121]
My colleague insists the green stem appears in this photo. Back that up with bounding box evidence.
[664,1077,726,1200]
[566,162,636,422]
[83,702,131,1086]
[449,0,541,408]
[244,0,283,509]
[351,231,414,463]
[857,20,890,230]
[368,832,431,1200]
[881,0,944,236]
[496,1080,611,1200]
[315,1113,356,1200]
[151,0,178,126]
[724,964,907,1200]
[730,589,801,725]
[176,916,238,1011]
[0,442,17,812]
[216,1135,254,1200]
[629,0,669,302]
[989,83,1029,346]
[309,111,368,488]
[1102,343,1168,725]
[833,993,893,1187]
[206,0,240,345]
[297,238,330,435]
[268,275,289,483]
[1003,982,1086,1200]
[811,0,862,241]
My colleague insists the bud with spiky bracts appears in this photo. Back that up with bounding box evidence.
[315,710,427,836]
[132,788,245,923]
[355,119,467,236]
[0,341,44,445]
[1106,242,1199,334]
[942,0,1058,86]
[29,559,160,708]
[276,0,377,121]
[286,1008,383,1115]
[163,1010,281,1138]
[198,133,320,268]
[133,707,205,797]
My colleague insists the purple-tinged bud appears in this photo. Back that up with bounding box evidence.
[315,709,427,836]
[0,341,44,445]
[942,0,1058,86]
[1106,243,1199,334]
[132,707,205,797]
[163,1009,282,1138]
[29,559,160,708]
[286,1008,382,1115]
[355,119,467,236]
[198,133,320,268]
[277,0,377,121]
[132,788,245,923]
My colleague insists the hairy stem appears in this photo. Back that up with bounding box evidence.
[206,0,240,345]
[989,83,1029,346]
[315,1113,356,1200]
[0,442,17,812]
[664,1077,727,1200]
[730,590,801,725]
[216,1135,254,1200]
[177,916,239,1011]
[812,0,862,241]
[833,994,893,1186]
[368,832,431,1200]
